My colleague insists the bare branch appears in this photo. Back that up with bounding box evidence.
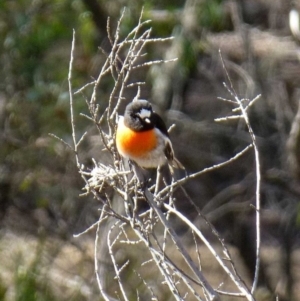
[163,203,254,301]
[68,9,262,301]
[219,51,261,294]
[48,133,73,150]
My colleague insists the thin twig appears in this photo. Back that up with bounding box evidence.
[69,30,78,164]
[107,222,130,301]
[157,144,253,199]
[48,133,73,150]
[73,214,108,237]
[163,203,254,301]
[144,189,221,301]
[219,51,261,294]
[94,210,112,301]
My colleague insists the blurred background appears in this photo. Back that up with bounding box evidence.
[1,0,300,300]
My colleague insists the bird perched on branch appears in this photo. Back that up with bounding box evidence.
[116,99,184,174]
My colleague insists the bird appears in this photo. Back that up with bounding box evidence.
[116,99,184,174]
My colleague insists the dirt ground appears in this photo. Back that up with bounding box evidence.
[0,225,299,301]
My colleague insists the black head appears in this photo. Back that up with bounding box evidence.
[124,100,154,131]
[124,99,170,136]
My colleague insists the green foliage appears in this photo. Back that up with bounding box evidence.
[13,242,55,301]
[4,237,92,301]
[14,264,55,301]
[198,0,228,32]
[180,37,198,75]
[0,277,7,301]
[0,0,95,219]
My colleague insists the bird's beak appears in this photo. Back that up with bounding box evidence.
[144,117,151,124]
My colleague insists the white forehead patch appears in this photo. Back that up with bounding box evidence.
[138,108,151,119]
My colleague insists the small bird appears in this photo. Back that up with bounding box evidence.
[116,99,183,173]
